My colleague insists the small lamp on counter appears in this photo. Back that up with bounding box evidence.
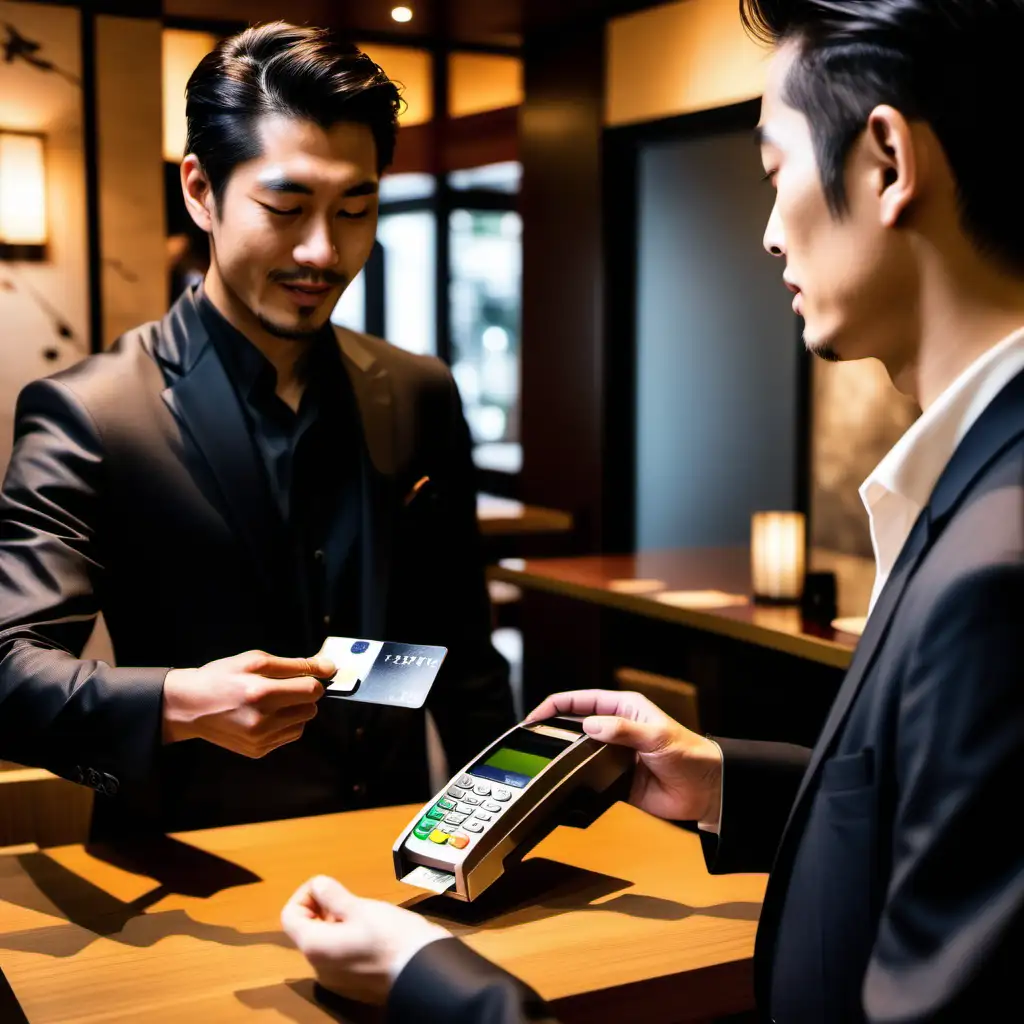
[0,130,47,261]
[750,511,806,605]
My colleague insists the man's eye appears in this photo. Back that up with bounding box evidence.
[338,208,370,220]
[261,203,301,216]
[761,171,778,186]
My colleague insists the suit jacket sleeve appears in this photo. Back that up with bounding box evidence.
[388,938,558,1024]
[862,562,1024,1023]
[0,378,166,789]
[699,738,811,875]
[422,373,515,772]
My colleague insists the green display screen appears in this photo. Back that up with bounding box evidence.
[482,747,553,781]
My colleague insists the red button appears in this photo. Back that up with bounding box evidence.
[449,834,470,849]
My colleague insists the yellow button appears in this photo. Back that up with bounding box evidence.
[428,829,449,844]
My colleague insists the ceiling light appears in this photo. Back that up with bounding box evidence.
[391,6,413,23]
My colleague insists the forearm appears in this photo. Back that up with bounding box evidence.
[0,635,166,789]
[389,938,558,1024]
[700,737,811,874]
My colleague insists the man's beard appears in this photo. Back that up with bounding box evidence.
[257,310,328,341]
[810,342,841,363]
[259,270,347,340]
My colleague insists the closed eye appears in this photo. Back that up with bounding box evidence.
[338,209,370,220]
[260,202,301,217]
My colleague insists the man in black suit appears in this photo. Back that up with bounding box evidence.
[281,2,1024,1020]
[0,22,513,836]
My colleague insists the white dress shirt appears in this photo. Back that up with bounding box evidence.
[860,325,1024,614]
[699,324,1024,835]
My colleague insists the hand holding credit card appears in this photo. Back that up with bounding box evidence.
[316,637,447,708]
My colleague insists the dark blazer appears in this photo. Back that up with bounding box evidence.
[0,287,513,834]
[387,367,1024,1024]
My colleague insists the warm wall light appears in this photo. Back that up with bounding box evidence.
[391,6,414,23]
[751,511,806,604]
[0,130,47,260]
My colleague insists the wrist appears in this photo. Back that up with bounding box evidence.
[696,737,723,827]
[162,668,196,744]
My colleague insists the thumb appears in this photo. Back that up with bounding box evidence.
[583,715,672,754]
[310,875,357,920]
[306,655,337,680]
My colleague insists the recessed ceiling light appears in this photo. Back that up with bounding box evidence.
[391,6,413,23]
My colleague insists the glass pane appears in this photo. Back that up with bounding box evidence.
[448,161,521,194]
[330,267,366,333]
[449,209,522,446]
[379,172,436,203]
[378,211,436,355]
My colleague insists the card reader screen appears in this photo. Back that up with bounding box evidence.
[471,728,574,788]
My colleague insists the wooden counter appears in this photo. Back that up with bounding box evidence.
[477,493,574,537]
[0,802,765,1023]
[490,547,872,669]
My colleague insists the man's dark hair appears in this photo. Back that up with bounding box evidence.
[184,21,401,203]
[740,0,1024,273]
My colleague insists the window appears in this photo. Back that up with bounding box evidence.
[449,208,521,447]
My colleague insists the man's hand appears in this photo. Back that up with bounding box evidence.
[281,876,450,1005]
[527,689,723,825]
[162,650,335,758]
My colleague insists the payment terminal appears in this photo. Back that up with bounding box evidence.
[393,716,634,901]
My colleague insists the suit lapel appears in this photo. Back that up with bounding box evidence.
[159,294,282,598]
[336,327,398,638]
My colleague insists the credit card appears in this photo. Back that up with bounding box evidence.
[318,637,447,708]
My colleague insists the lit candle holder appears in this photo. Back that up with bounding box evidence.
[750,511,806,604]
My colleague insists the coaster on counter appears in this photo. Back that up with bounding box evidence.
[656,590,748,610]
[608,578,666,595]
[831,616,867,636]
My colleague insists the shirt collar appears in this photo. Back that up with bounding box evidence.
[860,324,1024,515]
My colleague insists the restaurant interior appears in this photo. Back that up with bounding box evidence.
[0,0,923,1020]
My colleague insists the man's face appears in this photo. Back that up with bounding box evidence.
[758,41,916,365]
[206,115,380,340]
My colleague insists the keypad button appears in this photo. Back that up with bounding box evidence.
[493,787,512,801]
[426,806,445,820]
[437,797,456,811]
[428,829,449,844]
[473,810,493,822]
[413,817,434,838]
[462,794,482,806]
[472,782,492,796]
[447,786,466,799]
[457,774,475,788]
[444,812,468,825]
[438,824,457,834]
[456,802,474,815]
[482,799,501,813]
[463,820,485,833]
[449,834,470,850]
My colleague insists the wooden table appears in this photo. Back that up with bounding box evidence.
[0,803,765,1023]
[490,547,871,670]
[477,493,574,537]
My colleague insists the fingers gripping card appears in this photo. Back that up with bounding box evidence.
[318,637,447,708]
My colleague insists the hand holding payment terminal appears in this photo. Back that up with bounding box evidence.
[394,716,634,901]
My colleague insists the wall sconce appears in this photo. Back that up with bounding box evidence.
[0,130,48,261]
[751,511,806,604]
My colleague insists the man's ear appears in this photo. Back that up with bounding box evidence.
[865,105,919,229]
[181,155,215,233]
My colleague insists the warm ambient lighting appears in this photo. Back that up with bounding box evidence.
[391,6,413,23]
[750,511,806,604]
[0,130,47,260]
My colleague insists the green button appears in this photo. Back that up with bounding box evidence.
[413,816,435,838]
[437,797,456,810]
[426,806,445,820]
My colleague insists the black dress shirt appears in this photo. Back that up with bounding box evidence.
[194,289,362,654]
